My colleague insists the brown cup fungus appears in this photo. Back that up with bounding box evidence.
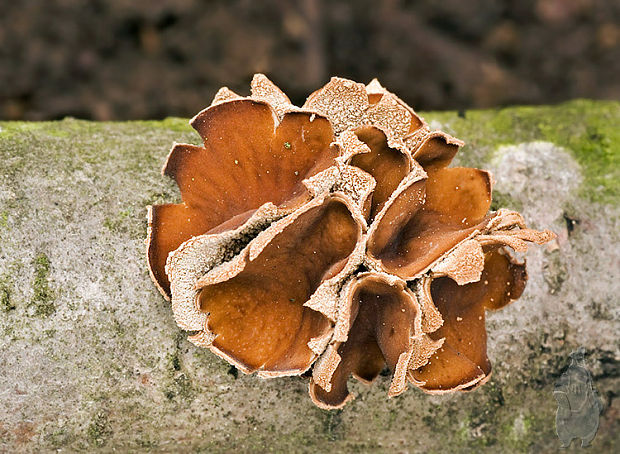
[147,74,555,409]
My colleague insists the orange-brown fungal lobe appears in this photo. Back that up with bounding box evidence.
[147,74,555,409]
[348,126,411,220]
[148,99,337,297]
[412,131,463,171]
[412,247,527,392]
[367,166,493,279]
[197,195,363,375]
[310,273,420,409]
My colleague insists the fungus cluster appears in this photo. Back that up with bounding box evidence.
[146,75,554,409]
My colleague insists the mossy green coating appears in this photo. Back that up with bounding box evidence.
[0,101,617,453]
[86,411,112,447]
[31,253,54,316]
[0,210,8,228]
[0,282,13,312]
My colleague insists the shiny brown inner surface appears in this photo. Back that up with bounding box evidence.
[407,111,424,134]
[367,178,426,254]
[349,126,410,220]
[413,248,527,391]
[149,100,337,296]
[367,93,383,104]
[198,198,361,373]
[187,102,337,210]
[370,167,492,279]
[148,203,215,294]
[412,135,459,171]
[311,277,417,408]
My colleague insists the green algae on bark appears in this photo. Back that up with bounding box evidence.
[31,253,54,317]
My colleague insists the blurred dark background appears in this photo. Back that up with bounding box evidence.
[1,0,618,120]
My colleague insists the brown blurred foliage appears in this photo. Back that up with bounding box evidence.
[1,0,618,120]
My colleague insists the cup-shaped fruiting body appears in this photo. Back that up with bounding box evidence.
[147,74,555,409]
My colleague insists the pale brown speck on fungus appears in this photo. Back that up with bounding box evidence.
[146,74,555,409]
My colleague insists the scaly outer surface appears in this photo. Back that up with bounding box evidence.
[0,100,618,453]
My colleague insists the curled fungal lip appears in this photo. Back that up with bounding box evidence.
[146,74,555,409]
